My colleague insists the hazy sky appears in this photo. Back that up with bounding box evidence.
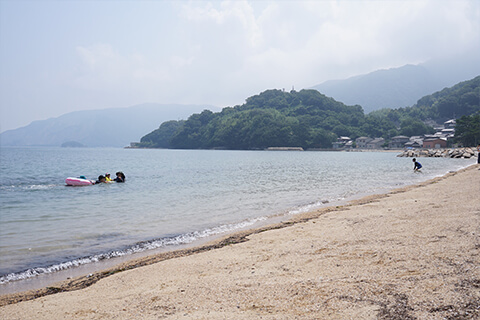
[1,0,479,132]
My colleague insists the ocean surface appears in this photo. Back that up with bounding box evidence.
[0,147,475,291]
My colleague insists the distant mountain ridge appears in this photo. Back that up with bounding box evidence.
[311,54,480,113]
[0,103,217,147]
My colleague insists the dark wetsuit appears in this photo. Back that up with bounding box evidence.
[414,161,422,170]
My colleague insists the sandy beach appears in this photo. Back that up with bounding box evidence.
[1,164,479,319]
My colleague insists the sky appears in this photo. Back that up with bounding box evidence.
[1,0,479,132]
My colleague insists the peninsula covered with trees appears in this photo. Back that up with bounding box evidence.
[139,76,480,149]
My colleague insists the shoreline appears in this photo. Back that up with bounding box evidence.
[1,164,479,317]
[0,198,350,306]
[3,151,449,295]
[0,165,438,299]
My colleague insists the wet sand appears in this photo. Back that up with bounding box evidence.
[1,164,479,319]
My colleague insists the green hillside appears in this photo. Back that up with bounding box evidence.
[140,76,480,149]
[370,75,480,124]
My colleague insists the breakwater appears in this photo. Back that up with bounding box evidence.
[397,147,477,158]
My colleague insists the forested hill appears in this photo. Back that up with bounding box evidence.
[370,75,480,123]
[140,76,480,150]
[141,89,366,149]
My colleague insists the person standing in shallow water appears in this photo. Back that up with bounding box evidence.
[413,158,422,172]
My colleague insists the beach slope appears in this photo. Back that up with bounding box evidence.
[1,165,479,319]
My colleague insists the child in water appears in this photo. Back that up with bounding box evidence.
[412,158,422,172]
[95,175,106,184]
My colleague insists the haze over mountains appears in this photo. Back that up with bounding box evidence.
[0,104,216,147]
[2,54,479,148]
[312,54,480,113]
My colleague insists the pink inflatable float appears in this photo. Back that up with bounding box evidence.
[65,177,94,186]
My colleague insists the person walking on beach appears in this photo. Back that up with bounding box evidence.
[413,158,422,172]
[477,144,480,164]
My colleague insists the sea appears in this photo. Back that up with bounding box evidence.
[0,146,475,293]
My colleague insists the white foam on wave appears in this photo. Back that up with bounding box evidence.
[287,197,344,215]
[26,184,57,190]
[0,216,268,284]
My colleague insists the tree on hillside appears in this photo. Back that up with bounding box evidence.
[454,112,480,146]
[361,115,398,138]
[140,120,184,148]
[399,118,435,137]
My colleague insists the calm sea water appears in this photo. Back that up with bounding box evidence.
[0,147,475,288]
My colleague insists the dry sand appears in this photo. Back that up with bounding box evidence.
[1,165,479,319]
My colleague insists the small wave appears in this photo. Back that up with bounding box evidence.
[26,184,57,190]
[0,216,267,284]
[0,183,59,191]
[287,198,340,215]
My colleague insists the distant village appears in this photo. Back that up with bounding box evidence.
[333,119,457,150]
